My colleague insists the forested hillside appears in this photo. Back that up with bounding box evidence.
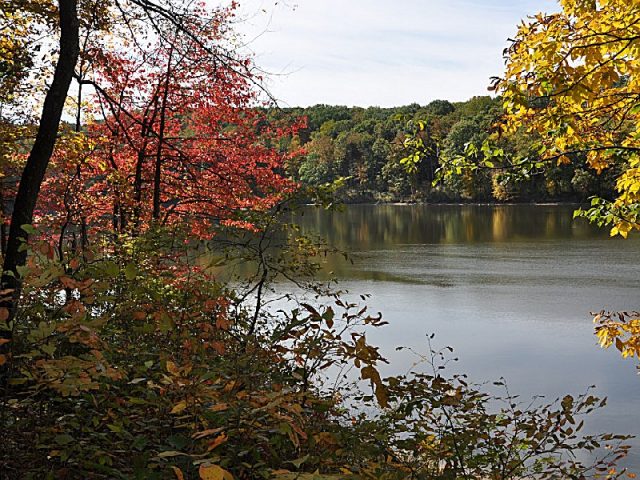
[268,97,619,203]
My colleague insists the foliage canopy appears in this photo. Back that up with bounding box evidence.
[494,0,640,238]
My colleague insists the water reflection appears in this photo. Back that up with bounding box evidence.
[296,204,603,249]
[294,204,621,284]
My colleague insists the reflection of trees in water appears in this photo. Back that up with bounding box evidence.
[296,205,605,250]
[492,208,507,242]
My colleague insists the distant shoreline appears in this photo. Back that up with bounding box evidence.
[304,201,586,207]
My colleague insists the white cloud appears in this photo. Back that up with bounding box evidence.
[234,0,559,107]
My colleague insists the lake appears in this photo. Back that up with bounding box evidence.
[295,204,640,470]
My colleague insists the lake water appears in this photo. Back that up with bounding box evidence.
[295,204,640,470]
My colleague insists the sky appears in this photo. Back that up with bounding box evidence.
[235,0,559,107]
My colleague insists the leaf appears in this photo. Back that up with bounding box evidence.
[206,433,227,452]
[102,261,120,277]
[192,427,224,440]
[170,400,187,414]
[210,403,229,412]
[54,434,74,446]
[166,361,180,376]
[375,384,389,408]
[20,224,37,235]
[216,317,230,331]
[211,341,225,355]
[287,455,310,469]
[157,451,188,458]
[0,308,9,322]
[361,366,381,385]
[124,263,137,281]
[0,354,7,366]
[323,307,335,329]
[107,424,123,433]
[131,435,148,450]
[199,464,233,480]
[172,466,185,480]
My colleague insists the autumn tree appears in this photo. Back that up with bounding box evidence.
[482,0,640,368]
[492,0,640,237]
[37,19,300,245]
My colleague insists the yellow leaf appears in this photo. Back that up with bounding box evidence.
[170,400,187,414]
[166,361,179,376]
[199,464,233,480]
[0,354,6,366]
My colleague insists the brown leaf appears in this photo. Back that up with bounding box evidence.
[210,403,229,412]
[375,385,389,408]
[211,341,225,355]
[361,366,381,385]
[59,276,78,289]
[216,317,230,331]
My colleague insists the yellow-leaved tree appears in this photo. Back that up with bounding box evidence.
[494,0,640,361]
[496,0,640,237]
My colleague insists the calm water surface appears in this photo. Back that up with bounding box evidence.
[295,204,640,469]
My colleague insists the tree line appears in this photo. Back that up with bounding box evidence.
[267,97,619,204]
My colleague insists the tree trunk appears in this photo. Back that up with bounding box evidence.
[1,0,80,361]
[153,47,173,221]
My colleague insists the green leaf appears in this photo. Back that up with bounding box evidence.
[21,224,37,235]
[287,455,310,469]
[101,261,120,277]
[156,451,188,458]
[124,263,137,281]
[54,434,75,446]
[131,436,148,451]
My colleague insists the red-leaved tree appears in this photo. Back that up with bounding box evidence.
[36,4,303,245]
